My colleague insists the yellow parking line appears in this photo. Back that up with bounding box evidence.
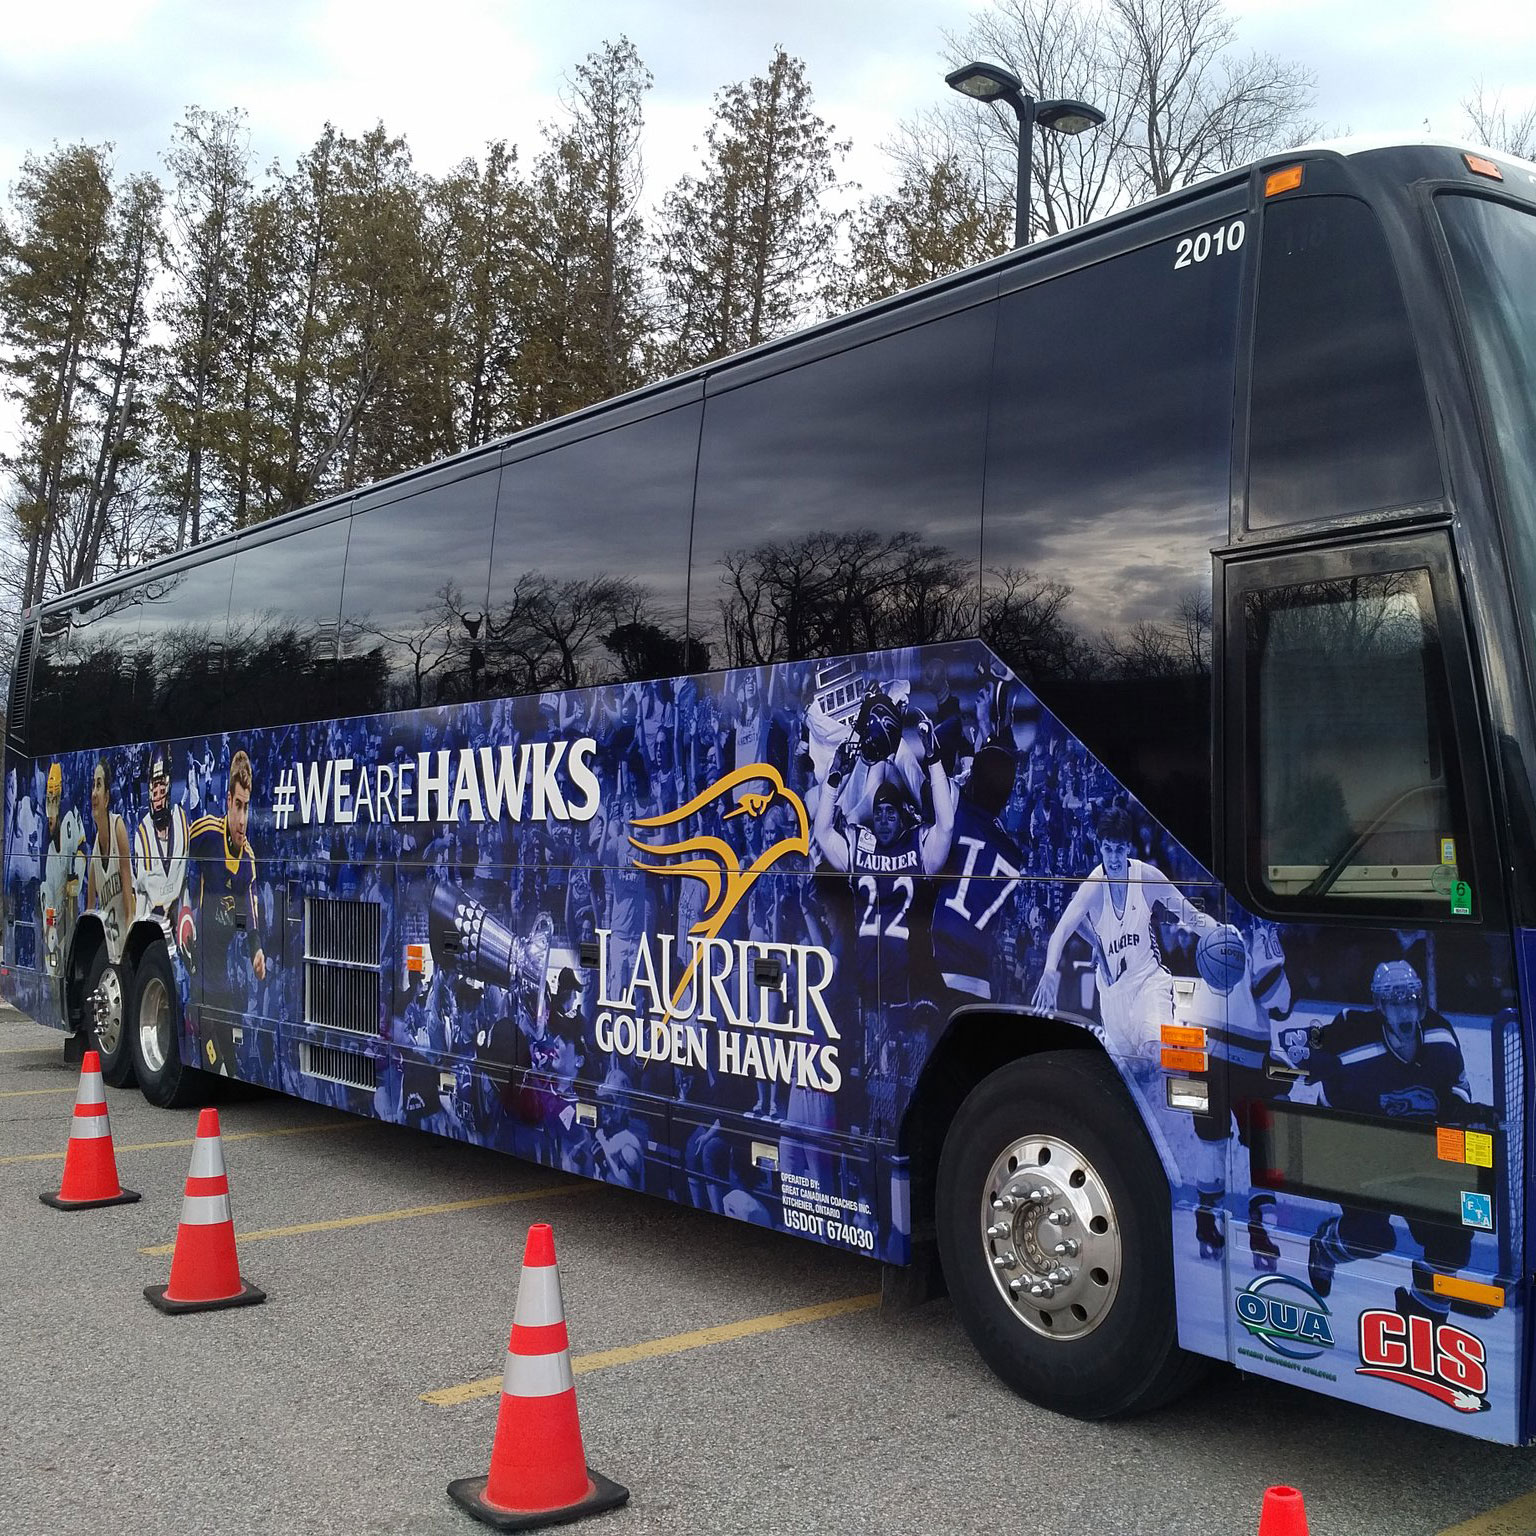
[0,1118,364,1166]
[1440,1489,1536,1534]
[139,1181,593,1255]
[0,1085,75,1098]
[422,1292,883,1406]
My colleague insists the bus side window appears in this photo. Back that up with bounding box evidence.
[225,517,351,730]
[69,585,147,751]
[486,403,698,692]
[982,231,1243,867]
[1248,194,1442,528]
[1245,565,1468,906]
[690,303,992,666]
[341,467,498,712]
[27,609,73,757]
[136,555,236,741]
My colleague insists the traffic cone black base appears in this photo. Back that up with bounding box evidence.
[144,1278,265,1315]
[41,1187,141,1211]
[447,1468,629,1532]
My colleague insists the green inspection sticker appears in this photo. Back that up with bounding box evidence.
[1451,880,1472,916]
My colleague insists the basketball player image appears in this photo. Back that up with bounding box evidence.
[38,762,86,977]
[86,758,135,953]
[133,743,191,949]
[189,750,267,1006]
[1031,805,1217,1068]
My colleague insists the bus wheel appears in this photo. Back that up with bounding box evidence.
[128,943,202,1109]
[83,948,136,1089]
[936,1050,1206,1419]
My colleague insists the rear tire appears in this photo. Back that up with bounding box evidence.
[936,1050,1207,1419]
[83,947,136,1089]
[128,942,205,1109]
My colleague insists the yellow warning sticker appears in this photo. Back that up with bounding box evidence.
[1437,1126,1466,1163]
[1464,1131,1494,1168]
[1440,837,1457,866]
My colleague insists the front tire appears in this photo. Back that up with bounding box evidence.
[83,947,136,1088]
[936,1050,1206,1419]
[128,942,205,1109]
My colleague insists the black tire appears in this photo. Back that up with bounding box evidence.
[127,942,206,1109]
[81,946,136,1089]
[936,1050,1207,1419]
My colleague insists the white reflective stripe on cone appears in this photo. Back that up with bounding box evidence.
[503,1346,575,1399]
[512,1264,565,1328]
[75,1073,106,1107]
[188,1135,226,1180]
[69,1115,112,1140]
[179,1192,233,1226]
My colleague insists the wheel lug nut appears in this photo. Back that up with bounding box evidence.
[1053,1239,1080,1257]
[987,1222,1010,1240]
[1028,1281,1056,1299]
[1047,1207,1073,1227]
[991,1195,1019,1212]
[1048,1266,1074,1286]
[992,1252,1019,1271]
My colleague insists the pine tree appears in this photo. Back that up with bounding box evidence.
[157,106,253,549]
[655,48,846,371]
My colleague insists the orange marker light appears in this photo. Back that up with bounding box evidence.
[1161,1023,1206,1050]
[1464,152,1503,180]
[1265,165,1304,197]
[1161,1046,1209,1074]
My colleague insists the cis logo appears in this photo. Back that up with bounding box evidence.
[1234,1275,1334,1361]
[1357,1308,1489,1414]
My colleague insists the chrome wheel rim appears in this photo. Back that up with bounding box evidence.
[138,975,171,1076]
[93,966,125,1058]
[980,1132,1121,1339]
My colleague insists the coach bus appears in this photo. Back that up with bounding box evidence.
[5,138,1536,1440]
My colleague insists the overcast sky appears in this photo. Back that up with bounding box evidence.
[3,0,1534,216]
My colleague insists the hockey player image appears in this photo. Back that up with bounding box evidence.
[86,758,135,953]
[1305,959,1488,1321]
[132,744,191,949]
[1032,804,1218,1067]
[38,762,85,977]
[189,750,266,1029]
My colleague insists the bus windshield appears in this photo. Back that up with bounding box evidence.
[1439,193,1536,609]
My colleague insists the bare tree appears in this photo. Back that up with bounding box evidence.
[1463,81,1536,159]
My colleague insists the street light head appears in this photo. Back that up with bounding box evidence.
[945,61,1024,103]
[1035,99,1107,136]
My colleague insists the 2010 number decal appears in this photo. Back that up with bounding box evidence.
[1174,219,1245,269]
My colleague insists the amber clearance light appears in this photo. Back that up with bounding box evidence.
[1464,152,1503,181]
[1264,164,1304,197]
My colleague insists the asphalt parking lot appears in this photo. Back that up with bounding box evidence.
[4,1004,1536,1536]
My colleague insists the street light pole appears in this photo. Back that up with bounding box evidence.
[945,62,1107,250]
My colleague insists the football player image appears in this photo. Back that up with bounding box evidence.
[1031,804,1218,1068]
[86,757,135,953]
[38,762,86,977]
[133,743,191,950]
[931,744,1024,1007]
[1304,960,1488,1322]
[189,750,267,1013]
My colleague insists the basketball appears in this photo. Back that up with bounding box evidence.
[1196,925,1247,994]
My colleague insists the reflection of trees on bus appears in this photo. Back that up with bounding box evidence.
[341,581,483,714]
[713,529,974,667]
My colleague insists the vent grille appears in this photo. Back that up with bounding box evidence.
[303,962,380,1034]
[6,621,36,745]
[305,896,381,965]
[298,1041,377,1091]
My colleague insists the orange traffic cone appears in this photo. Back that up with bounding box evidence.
[1258,1485,1310,1535]
[448,1224,628,1530]
[144,1107,265,1314]
[40,1049,141,1210]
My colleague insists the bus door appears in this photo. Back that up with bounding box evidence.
[1220,529,1523,1436]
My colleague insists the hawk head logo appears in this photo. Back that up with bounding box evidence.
[627,763,809,1017]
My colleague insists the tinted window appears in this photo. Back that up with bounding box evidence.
[225,517,350,728]
[1249,195,1441,526]
[341,469,498,713]
[136,556,236,741]
[982,232,1241,862]
[690,305,993,666]
[1247,567,1465,908]
[39,585,147,751]
[484,405,698,693]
